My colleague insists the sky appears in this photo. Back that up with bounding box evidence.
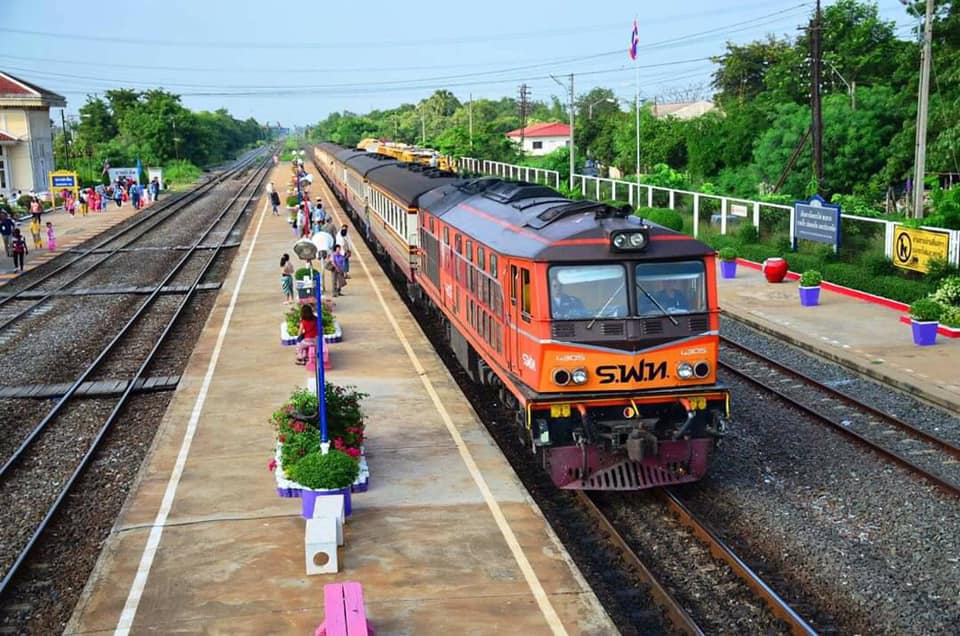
[0,0,919,128]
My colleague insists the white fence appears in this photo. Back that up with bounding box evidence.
[458,157,560,189]
[456,157,960,267]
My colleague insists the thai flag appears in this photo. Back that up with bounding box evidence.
[629,19,639,60]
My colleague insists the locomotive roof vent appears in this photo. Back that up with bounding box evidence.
[481,181,562,204]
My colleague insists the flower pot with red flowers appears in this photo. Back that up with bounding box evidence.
[798,270,822,306]
[908,298,943,346]
[718,247,738,279]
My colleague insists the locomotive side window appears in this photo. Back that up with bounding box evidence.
[455,234,462,253]
[520,268,532,320]
[477,247,485,271]
[635,261,706,315]
[443,227,450,245]
[549,265,627,320]
[510,265,517,306]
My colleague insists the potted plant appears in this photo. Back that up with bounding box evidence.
[289,449,360,518]
[718,247,738,279]
[908,297,943,346]
[295,266,315,301]
[798,270,822,306]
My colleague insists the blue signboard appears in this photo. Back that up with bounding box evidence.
[793,194,841,251]
[51,174,76,188]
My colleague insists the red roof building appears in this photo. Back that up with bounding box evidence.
[504,122,570,156]
[0,71,66,195]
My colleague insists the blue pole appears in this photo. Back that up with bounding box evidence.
[314,264,328,444]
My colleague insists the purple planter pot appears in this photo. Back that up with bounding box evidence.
[911,320,938,346]
[719,260,737,279]
[300,487,352,519]
[798,285,820,307]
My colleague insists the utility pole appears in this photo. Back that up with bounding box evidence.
[468,93,473,147]
[518,84,530,147]
[810,0,824,196]
[551,74,574,189]
[60,109,70,169]
[912,0,935,219]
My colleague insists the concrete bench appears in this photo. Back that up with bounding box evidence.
[315,582,374,636]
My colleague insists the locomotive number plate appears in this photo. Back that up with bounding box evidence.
[550,404,571,418]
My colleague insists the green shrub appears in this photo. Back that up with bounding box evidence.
[909,297,944,322]
[289,450,360,490]
[940,305,960,328]
[286,195,300,208]
[799,270,822,287]
[163,160,203,190]
[861,251,896,276]
[636,207,683,232]
[295,267,313,281]
[285,305,302,337]
[926,258,960,284]
[718,247,738,261]
[932,276,960,306]
[737,223,759,244]
[17,195,33,208]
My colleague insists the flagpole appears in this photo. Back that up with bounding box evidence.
[635,15,640,190]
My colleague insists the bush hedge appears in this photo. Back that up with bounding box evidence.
[635,207,684,232]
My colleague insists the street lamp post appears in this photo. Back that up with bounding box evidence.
[824,60,855,110]
[587,97,617,119]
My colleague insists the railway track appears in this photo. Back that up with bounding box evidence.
[719,337,960,498]
[0,149,263,331]
[579,490,818,635]
[0,149,271,596]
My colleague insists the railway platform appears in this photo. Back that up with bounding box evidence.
[0,201,147,283]
[719,262,960,413]
[65,163,614,635]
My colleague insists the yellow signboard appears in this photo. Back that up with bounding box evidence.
[48,170,79,200]
[893,225,950,273]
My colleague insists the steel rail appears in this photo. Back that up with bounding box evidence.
[721,336,960,460]
[0,150,268,479]
[576,492,704,635]
[719,341,960,498]
[657,490,819,636]
[0,151,262,332]
[0,149,272,596]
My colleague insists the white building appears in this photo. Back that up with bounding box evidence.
[505,122,570,156]
[650,100,716,120]
[0,71,66,197]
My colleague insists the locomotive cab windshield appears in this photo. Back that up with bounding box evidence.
[548,260,707,321]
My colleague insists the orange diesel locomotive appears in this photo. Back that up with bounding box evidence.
[315,143,729,490]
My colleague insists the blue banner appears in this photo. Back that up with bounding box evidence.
[793,195,841,250]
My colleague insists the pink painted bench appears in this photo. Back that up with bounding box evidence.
[315,582,374,636]
[304,343,331,372]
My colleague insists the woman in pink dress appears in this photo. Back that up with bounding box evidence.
[45,222,56,251]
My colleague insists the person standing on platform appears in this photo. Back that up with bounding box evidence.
[331,244,347,296]
[150,177,160,202]
[113,186,123,208]
[10,228,27,273]
[45,221,56,251]
[322,215,337,239]
[79,189,88,216]
[336,225,353,278]
[130,183,141,210]
[280,253,295,304]
[0,211,14,257]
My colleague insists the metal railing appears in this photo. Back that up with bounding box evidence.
[457,157,960,266]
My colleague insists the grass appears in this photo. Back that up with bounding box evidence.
[162,160,204,191]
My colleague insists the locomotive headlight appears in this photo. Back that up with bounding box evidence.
[571,368,588,385]
[610,229,650,252]
[677,362,695,380]
[552,368,571,386]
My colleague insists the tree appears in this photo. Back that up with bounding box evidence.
[711,36,794,105]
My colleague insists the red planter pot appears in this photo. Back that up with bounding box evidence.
[762,257,788,283]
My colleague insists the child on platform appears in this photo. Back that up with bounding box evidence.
[294,304,318,365]
[28,217,43,250]
[46,222,56,251]
[11,228,27,273]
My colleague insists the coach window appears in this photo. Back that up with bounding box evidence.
[429,216,435,234]
[510,265,517,305]
[489,253,497,278]
[455,234,462,254]
[444,227,450,245]
[477,246,485,271]
[520,268,532,320]
[466,240,473,263]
